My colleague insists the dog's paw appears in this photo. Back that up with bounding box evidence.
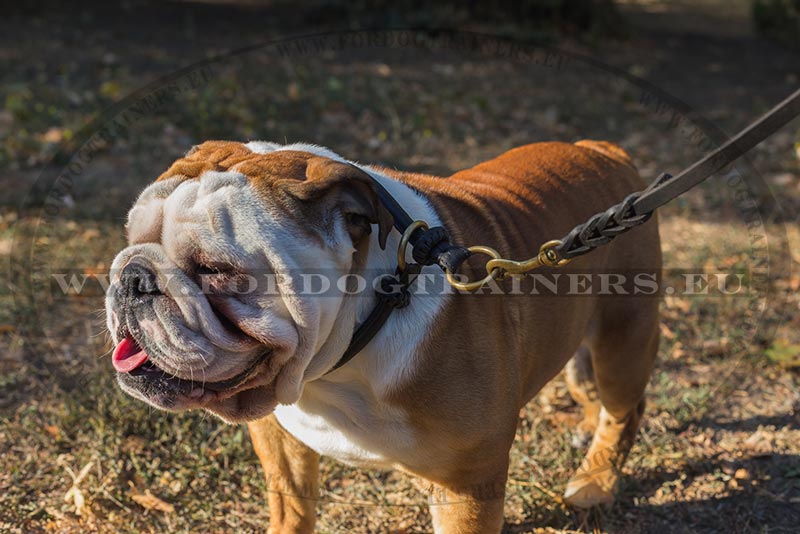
[563,480,615,508]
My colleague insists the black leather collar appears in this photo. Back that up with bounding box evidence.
[326,175,469,373]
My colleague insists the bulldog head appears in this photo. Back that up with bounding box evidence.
[105,141,392,422]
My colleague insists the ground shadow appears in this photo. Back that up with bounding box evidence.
[506,453,800,533]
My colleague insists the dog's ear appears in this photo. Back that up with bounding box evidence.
[288,157,393,249]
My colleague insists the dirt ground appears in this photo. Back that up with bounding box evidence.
[1,2,799,533]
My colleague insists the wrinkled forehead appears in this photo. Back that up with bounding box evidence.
[155,140,316,185]
[126,141,318,245]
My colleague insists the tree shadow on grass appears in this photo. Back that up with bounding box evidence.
[506,453,800,534]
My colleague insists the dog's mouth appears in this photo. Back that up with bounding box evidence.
[112,333,269,397]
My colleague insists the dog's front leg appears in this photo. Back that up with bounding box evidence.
[248,415,320,534]
[426,473,507,534]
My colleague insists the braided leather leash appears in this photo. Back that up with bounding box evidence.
[449,87,800,290]
[554,87,800,264]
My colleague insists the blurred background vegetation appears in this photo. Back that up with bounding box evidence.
[753,0,800,48]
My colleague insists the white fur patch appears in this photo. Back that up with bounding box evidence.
[243,140,281,154]
[125,177,181,244]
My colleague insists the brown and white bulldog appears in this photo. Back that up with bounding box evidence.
[105,139,661,533]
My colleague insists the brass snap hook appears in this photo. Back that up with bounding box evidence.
[485,239,570,275]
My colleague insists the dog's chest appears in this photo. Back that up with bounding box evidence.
[273,380,418,469]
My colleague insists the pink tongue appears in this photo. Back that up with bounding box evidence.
[112,336,149,373]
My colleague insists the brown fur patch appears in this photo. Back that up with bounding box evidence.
[157,141,314,187]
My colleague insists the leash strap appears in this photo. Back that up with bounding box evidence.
[553,87,800,262]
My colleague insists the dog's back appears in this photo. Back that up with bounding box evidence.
[381,141,651,264]
[378,141,661,509]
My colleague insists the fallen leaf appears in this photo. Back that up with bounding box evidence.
[671,342,686,360]
[44,424,61,440]
[790,276,800,291]
[660,322,676,340]
[41,127,64,144]
[82,229,101,240]
[548,411,581,430]
[130,490,175,513]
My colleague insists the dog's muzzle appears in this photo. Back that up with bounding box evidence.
[111,258,270,397]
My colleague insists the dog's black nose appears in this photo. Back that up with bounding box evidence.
[120,260,160,296]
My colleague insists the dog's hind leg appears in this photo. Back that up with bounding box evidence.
[564,345,602,449]
[563,296,659,508]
